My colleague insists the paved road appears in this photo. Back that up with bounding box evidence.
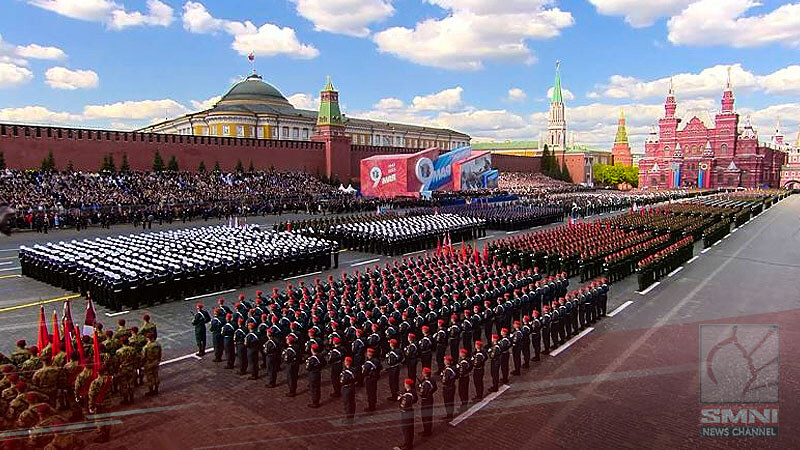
[1,197,797,449]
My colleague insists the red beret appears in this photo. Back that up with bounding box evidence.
[239,294,246,300]
[332,337,340,344]
[460,348,468,355]
[16,339,25,347]
[238,318,245,325]
[422,367,432,374]
[523,316,530,321]
[444,356,453,362]
[366,347,375,353]
[390,339,398,345]
[196,303,203,309]
[256,290,263,296]
[217,298,225,304]
[287,336,296,343]
[422,325,430,331]
[344,356,353,363]
[501,328,509,333]
[408,333,416,339]
[475,340,483,346]
[405,378,415,386]
[226,313,233,320]
[311,344,319,351]
[514,321,521,326]
[451,314,458,320]
[118,319,126,326]
[492,334,499,340]
[308,329,316,335]
[438,319,445,325]
[247,323,255,328]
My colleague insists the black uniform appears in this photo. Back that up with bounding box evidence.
[265,336,281,387]
[419,334,433,369]
[457,356,472,407]
[282,345,300,396]
[210,315,224,362]
[340,366,357,423]
[488,342,501,392]
[362,356,382,411]
[328,345,344,397]
[386,347,404,401]
[234,327,247,375]
[418,376,438,436]
[404,341,419,380]
[222,322,236,369]
[441,364,458,419]
[511,327,523,375]
[499,336,511,383]
[192,309,210,356]
[399,388,418,450]
[306,354,324,407]
[245,329,260,379]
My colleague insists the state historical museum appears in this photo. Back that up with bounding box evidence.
[638,74,786,189]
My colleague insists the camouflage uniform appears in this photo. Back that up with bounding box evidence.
[88,373,114,442]
[33,412,81,450]
[17,401,52,429]
[115,342,138,404]
[73,368,94,410]
[32,363,63,406]
[131,331,147,385]
[11,347,30,367]
[20,356,43,380]
[141,339,162,395]
[140,321,157,340]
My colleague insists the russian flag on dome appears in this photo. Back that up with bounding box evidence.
[248,51,255,62]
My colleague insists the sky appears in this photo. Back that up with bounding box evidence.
[1,0,799,154]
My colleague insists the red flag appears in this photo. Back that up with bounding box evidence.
[92,331,101,379]
[62,300,75,338]
[287,222,291,232]
[436,238,442,257]
[37,306,50,352]
[75,326,86,365]
[447,233,453,255]
[483,245,489,263]
[460,243,467,261]
[84,295,97,336]
[51,311,61,356]
[473,249,480,264]
[64,324,72,363]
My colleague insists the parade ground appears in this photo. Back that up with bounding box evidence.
[1,196,798,449]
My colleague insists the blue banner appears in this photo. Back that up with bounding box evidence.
[421,146,472,191]
[698,169,704,188]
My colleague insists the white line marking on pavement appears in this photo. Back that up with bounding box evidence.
[607,301,633,317]
[637,281,661,295]
[0,261,13,266]
[402,250,426,256]
[351,258,380,267]
[0,266,20,272]
[87,403,198,419]
[449,384,511,426]
[713,241,720,246]
[284,271,322,281]
[550,327,594,357]
[731,228,738,233]
[160,353,201,366]
[505,230,519,234]
[667,266,684,277]
[105,310,129,317]
[185,289,235,301]
[723,233,731,239]
[0,249,18,253]
[478,234,495,240]
[701,248,711,254]
[687,256,700,264]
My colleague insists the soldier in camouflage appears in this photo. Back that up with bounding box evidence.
[142,332,162,396]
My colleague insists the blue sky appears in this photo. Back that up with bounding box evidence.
[1,0,799,152]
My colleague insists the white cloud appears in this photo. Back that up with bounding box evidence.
[83,99,188,120]
[287,93,320,110]
[29,0,174,29]
[411,87,463,111]
[373,0,574,70]
[0,105,82,124]
[45,67,99,90]
[433,109,529,134]
[507,87,527,102]
[373,97,405,110]
[0,62,34,88]
[182,2,319,59]
[668,0,800,47]
[546,86,574,101]
[109,0,174,30]
[591,63,800,101]
[190,95,222,111]
[294,0,394,37]
[587,0,693,27]
[15,44,66,60]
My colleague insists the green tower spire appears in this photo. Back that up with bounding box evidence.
[551,60,563,103]
[317,75,344,126]
[614,110,628,144]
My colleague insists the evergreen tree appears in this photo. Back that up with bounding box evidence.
[41,150,56,171]
[152,150,165,172]
[198,160,206,173]
[235,159,244,173]
[0,152,6,170]
[540,144,550,173]
[167,155,179,172]
[66,160,74,172]
[248,160,255,172]
[560,157,571,183]
[213,160,221,173]
[120,153,130,173]
[107,154,116,173]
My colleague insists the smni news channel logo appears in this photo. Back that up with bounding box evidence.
[699,324,779,438]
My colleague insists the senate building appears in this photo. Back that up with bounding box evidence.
[139,73,470,151]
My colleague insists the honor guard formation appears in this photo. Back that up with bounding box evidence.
[18,226,336,311]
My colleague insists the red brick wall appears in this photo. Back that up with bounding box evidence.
[491,154,542,173]
[0,124,327,173]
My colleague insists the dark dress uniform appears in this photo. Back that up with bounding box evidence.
[511,327,523,375]
[305,353,325,407]
[192,309,209,356]
[499,336,511,383]
[386,346,404,401]
[457,355,472,407]
[418,374,437,436]
[521,321,532,367]
[434,327,448,374]
[362,356,382,411]
[441,362,458,420]
[328,345,344,397]
[282,344,300,396]
[404,341,419,380]
[399,388,418,450]
[210,315,224,362]
[265,335,281,387]
[340,363,357,423]
[531,316,542,361]
[222,321,236,369]
[245,328,261,379]
[471,347,486,400]
[419,333,433,369]
[234,326,247,375]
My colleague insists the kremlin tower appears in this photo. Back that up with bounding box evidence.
[611,110,633,166]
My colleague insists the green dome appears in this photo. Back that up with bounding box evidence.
[218,74,291,107]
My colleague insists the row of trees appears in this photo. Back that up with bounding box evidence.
[540,144,573,183]
[592,163,639,187]
[33,150,260,174]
